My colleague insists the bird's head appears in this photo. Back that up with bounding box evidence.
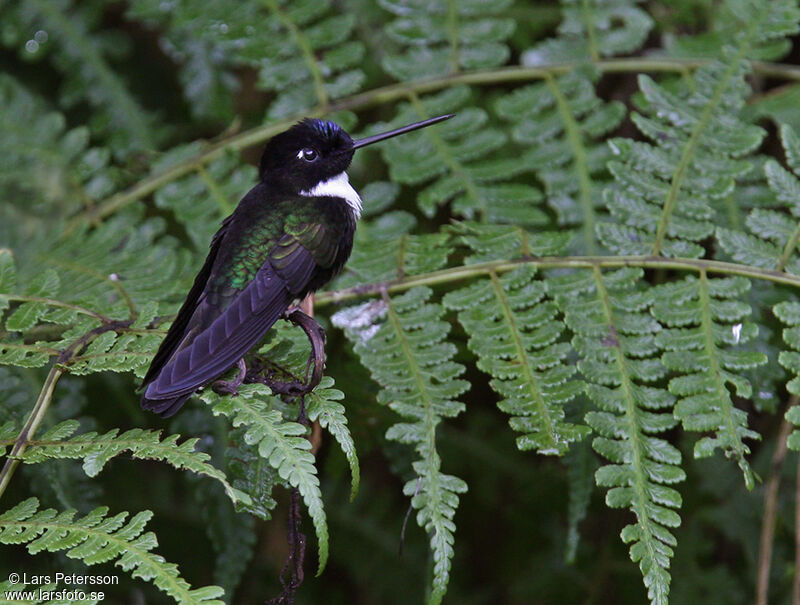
[258,114,455,192]
[259,118,354,191]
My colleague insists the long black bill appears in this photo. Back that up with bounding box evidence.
[352,114,454,150]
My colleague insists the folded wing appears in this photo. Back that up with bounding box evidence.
[141,223,332,416]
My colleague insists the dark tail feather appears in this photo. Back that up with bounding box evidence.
[141,392,193,418]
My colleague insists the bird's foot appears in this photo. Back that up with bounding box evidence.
[211,358,247,396]
[283,308,326,391]
[251,309,326,399]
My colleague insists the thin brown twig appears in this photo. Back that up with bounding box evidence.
[757,397,796,605]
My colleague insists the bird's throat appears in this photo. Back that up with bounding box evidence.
[300,172,362,219]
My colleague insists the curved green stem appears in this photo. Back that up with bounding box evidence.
[264,0,329,109]
[315,255,800,307]
[68,57,800,231]
[0,294,109,322]
[0,366,63,502]
[545,73,596,253]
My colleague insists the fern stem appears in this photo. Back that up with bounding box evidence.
[35,251,138,319]
[70,58,798,230]
[651,13,763,256]
[0,365,63,502]
[407,92,485,221]
[316,255,800,307]
[380,288,449,602]
[196,165,234,216]
[698,269,753,489]
[446,0,460,74]
[590,266,659,574]
[0,294,109,323]
[263,0,329,110]
[544,74,596,253]
[756,404,794,605]
[488,270,557,449]
[778,221,800,272]
[651,58,749,255]
[580,0,600,62]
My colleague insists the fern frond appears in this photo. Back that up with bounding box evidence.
[335,221,453,290]
[0,498,224,604]
[651,274,765,488]
[552,267,680,605]
[665,0,800,61]
[152,148,256,249]
[11,420,250,508]
[774,301,800,450]
[4,0,155,150]
[375,87,545,226]
[0,75,115,232]
[334,287,468,605]
[443,265,588,454]
[37,211,188,314]
[128,0,366,118]
[495,66,625,252]
[718,124,800,273]
[564,435,597,563]
[0,211,189,372]
[524,0,653,63]
[306,377,360,501]
[379,0,515,80]
[600,57,763,258]
[602,1,800,259]
[223,427,279,521]
[204,384,329,575]
[449,221,573,265]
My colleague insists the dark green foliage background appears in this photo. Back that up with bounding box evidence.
[4,0,800,604]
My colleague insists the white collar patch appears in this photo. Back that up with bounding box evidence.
[300,172,362,219]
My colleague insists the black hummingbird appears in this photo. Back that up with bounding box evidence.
[141,113,454,416]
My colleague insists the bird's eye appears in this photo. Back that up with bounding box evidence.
[298,148,318,162]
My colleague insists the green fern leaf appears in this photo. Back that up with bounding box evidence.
[204,384,329,575]
[375,88,545,226]
[0,498,224,604]
[564,434,597,563]
[773,301,800,449]
[14,420,250,508]
[552,267,680,605]
[128,0,366,118]
[153,149,257,249]
[718,124,800,273]
[651,275,765,488]
[449,221,572,265]
[443,265,588,454]
[665,0,800,61]
[524,0,653,63]
[334,287,468,605]
[0,75,116,232]
[306,376,360,501]
[495,66,625,251]
[223,427,280,521]
[379,0,514,80]
[335,225,453,290]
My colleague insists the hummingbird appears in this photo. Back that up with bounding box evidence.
[140,113,454,416]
